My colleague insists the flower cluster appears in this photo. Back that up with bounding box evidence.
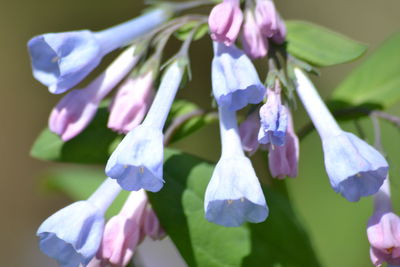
[208,0,285,58]
[28,0,391,266]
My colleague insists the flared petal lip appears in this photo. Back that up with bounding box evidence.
[37,231,89,266]
[217,83,265,111]
[333,166,388,202]
[28,35,61,89]
[107,163,164,192]
[205,197,268,227]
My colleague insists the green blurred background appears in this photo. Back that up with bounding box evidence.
[1,0,399,266]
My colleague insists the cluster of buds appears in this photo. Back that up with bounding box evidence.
[27,0,392,266]
[208,0,285,58]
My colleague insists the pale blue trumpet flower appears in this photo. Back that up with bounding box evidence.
[37,178,121,267]
[28,8,171,94]
[204,106,269,227]
[106,59,186,192]
[211,42,265,111]
[294,68,388,202]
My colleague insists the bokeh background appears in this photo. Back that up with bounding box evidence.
[1,0,400,266]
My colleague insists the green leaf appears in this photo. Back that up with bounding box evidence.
[286,20,367,67]
[149,149,321,267]
[42,167,129,218]
[30,104,120,164]
[331,32,400,110]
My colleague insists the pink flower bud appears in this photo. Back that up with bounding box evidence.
[241,9,268,59]
[367,179,400,266]
[49,46,139,141]
[93,190,148,267]
[255,0,278,37]
[239,110,261,155]
[49,89,99,141]
[142,206,166,240]
[268,110,299,179]
[368,212,400,266]
[271,15,287,44]
[108,72,155,134]
[208,0,243,46]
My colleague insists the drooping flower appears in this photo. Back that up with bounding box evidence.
[212,42,265,111]
[37,178,121,267]
[208,0,243,46]
[258,86,288,146]
[239,109,261,155]
[254,0,278,37]
[94,190,148,267]
[108,71,155,134]
[49,46,140,141]
[294,68,388,202]
[204,106,268,227]
[367,179,400,266]
[268,109,299,178]
[106,59,186,192]
[28,8,171,94]
[241,9,268,59]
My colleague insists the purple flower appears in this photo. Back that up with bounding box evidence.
[106,59,186,192]
[49,46,140,141]
[258,87,288,146]
[212,42,265,111]
[295,68,388,202]
[108,71,155,134]
[268,109,299,178]
[28,8,170,94]
[254,0,278,37]
[37,178,121,267]
[367,179,400,266]
[239,109,261,155]
[208,0,243,45]
[204,106,268,227]
[241,9,268,59]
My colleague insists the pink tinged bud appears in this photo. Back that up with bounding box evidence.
[255,0,278,37]
[208,0,243,46]
[241,9,268,59]
[142,206,166,240]
[268,110,299,179]
[95,190,148,267]
[239,110,261,155]
[367,179,400,266]
[108,72,155,134]
[49,46,140,141]
[271,14,287,44]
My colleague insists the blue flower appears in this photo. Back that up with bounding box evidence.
[211,42,265,111]
[27,8,170,94]
[294,68,389,202]
[37,178,121,267]
[258,88,288,146]
[37,201,104,267]
[204,106,268,227]
[106,59,186,192]
[106,125,164,192]
[323,132,388,202]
